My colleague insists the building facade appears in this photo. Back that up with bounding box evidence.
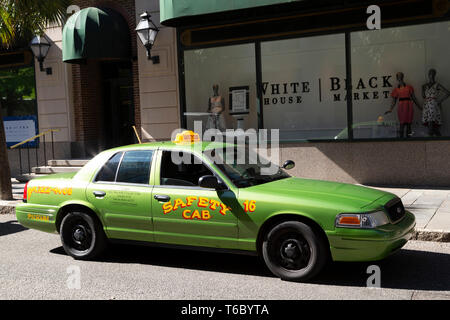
[3,0,450,187]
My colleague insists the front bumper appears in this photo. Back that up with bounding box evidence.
[327,210,416,262]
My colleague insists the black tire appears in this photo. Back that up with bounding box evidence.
[262,221,328,282]
[60,211,107,260]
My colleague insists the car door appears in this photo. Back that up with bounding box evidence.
[151,149,239,249]
[86,149,156,242]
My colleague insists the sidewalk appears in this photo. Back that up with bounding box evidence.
[1,180,449,242]
[370,186,450,242]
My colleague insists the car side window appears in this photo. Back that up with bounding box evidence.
[116,150,154,185]
[160,151,213,187]
[95,152,123,182]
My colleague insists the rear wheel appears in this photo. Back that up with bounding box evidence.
[60,211,107,260]
[262,221,328,281]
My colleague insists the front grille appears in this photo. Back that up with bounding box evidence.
[384,198,406,223]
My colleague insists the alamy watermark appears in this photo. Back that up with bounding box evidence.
[366,265,381,288]
[170,121,280,175]
[66,265,81,290]
[366,5,381,30]
[67,5,81,28]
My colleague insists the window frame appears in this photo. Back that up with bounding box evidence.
[0,59,39,145]
[156,148,231,191]
[178,15,450,143]
[92,149,155,186]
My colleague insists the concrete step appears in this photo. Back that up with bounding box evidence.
[47,159,90,167]
[32,166,83,174]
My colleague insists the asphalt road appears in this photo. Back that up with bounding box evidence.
[1,214,450,300]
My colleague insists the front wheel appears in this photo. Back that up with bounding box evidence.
[60,211,107,260]
[262,221,328,281]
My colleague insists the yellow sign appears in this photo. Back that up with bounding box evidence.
[173,130,200,144]
[28,186,73,199]
[27,214,50,222]
[162,196,231,221]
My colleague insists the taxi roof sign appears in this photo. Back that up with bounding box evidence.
[173,130,200,144]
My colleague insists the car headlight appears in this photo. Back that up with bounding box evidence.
[335,210,390,229]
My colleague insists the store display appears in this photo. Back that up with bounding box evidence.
[421,69,450,136]
[385,72,422,138]
[206,84,226,131]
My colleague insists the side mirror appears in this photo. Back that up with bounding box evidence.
[198,175,221,189]
[282,160,295,170]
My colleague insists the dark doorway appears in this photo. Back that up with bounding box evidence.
[101,61,134,149]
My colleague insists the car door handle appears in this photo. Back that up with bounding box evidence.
[93,191,106,198]
[154,195,170,202]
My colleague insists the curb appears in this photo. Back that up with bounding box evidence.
[1,204,450,242]
[0,201,21,215]
[0,204,17,215]
[413,229,450,242]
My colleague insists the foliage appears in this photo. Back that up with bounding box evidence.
[0,0,70,49]
[0,66,36,117]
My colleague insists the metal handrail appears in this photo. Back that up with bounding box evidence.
[9,128,60,176]
[132,125,142,144]
[10,128,60,149]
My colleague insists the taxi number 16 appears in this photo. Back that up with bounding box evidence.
[243,200,256,213]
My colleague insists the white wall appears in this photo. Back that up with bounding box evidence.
[36,25,74,144]
[135,0,181,141]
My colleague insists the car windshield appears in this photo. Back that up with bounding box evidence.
[204,146,290,188]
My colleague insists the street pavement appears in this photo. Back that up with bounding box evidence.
[0,213,449,300]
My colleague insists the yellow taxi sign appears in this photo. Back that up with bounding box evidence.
[173,130,200,144]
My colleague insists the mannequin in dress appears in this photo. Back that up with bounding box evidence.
[421,69,450,136]
[206,84,226,130]
[385,72,421,138]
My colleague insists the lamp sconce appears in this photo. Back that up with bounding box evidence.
[29,35,52,75]
[136,11,160,64]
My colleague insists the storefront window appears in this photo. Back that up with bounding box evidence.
[0,66,37,117]
[184,44,257,133]
[351,21,450,139]
[261,34,347,140]
[181,19,450,142]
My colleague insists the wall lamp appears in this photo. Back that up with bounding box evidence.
[136,11,160,64]
[29,35,52,75]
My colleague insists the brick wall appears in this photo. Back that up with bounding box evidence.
[70,0,141,157]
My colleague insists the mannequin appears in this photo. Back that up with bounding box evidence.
[206,84,226,130]
[421,69,450,136]
[385,72,421,138]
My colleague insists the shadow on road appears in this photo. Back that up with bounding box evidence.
[0,220,28,237]
[313,248,450,291]
[50,244,450,291]
[50,243,274,277]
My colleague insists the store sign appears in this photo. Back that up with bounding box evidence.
[330,75,394,101]
[3,115,38,147]
[262,75,394,106]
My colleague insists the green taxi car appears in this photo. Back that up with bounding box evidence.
[16,131,415,281]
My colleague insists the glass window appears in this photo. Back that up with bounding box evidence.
[351,21,450,139]
[160,151,213,187]
[0,66,37,117]
[116,151,154,184]
[95,152,123,182]
[261,33,347,140]
[204,146,290,188]
[184,44,257,133]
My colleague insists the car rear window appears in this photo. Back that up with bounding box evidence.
[95,152,123,182]
[116,150,154,185]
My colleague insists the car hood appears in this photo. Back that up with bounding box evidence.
[244,177,393,209]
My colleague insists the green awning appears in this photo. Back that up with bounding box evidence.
[63,7,130,63]
[160,0,297,25]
